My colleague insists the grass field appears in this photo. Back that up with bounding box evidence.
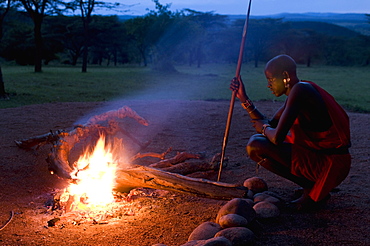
[1,63,369,112]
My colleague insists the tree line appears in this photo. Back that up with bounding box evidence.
[0,0,369,98]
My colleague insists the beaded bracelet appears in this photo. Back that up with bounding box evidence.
[261,124,270,136]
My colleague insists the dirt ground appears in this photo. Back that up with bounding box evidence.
[0,100,369,246]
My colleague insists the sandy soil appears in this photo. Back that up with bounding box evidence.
[0,100,369,246]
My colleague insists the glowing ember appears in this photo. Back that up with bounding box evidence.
[62,135,118,210]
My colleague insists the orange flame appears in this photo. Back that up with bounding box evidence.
[66,135,118,208]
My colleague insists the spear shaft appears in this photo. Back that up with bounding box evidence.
[217,0,253,182]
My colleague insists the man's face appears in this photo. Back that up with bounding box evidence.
[265,69,286,97]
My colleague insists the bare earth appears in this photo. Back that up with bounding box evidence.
[0,100,369,246]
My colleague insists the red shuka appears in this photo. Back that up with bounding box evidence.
[285,81,351,202]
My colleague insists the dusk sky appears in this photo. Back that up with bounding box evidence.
[109,0,370,16]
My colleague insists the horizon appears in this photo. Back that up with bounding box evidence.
[113,12,369,17]
[98,0,370,16]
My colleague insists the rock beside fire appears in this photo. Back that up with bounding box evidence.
[154,177,283,246]
[215,227,255,246]
[188,222,222,241]
[241,198,254,207]
[218,214,249,228]
[216,198,256,224]
[253,201,280,219]
[183,236,232,246]
[243,177,268,194]
[253,192,282,207]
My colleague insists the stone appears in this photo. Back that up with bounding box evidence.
[216,198,256,224]
[218,214,249,228]
[253,201,280,219]
[181,237,232,246]
[241,198,254,207]
[244,189,254,199]
[261,190,284,201]
[253,193,282,207]
[243,177,268,194]
[188,221,222,241]
[215,227,255,246]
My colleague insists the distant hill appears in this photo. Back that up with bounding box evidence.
[117,13,370,36]
[286,21,362,38]
[251,13,370,36]
[117,15,138,21]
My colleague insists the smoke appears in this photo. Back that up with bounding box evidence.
[72,75,213,160]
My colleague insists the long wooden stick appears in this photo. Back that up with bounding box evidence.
[217,0,253,181]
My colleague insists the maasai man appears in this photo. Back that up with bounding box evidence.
[230,54,351,211]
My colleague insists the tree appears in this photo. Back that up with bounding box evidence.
[0,0,11,99]
[124,15,156,66]
[76,0,93,72]
[277,27,324,67]
[145,0,179,72]
[1,12,34,65]
[43,15,84,65]
[246,18,284,67]
[182,9,227,68]
[89,15,127,66]
[66,0,119,72]
[19,0,49,72]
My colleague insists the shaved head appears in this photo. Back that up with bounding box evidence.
[265,55,297,78]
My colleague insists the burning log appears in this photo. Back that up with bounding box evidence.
[115,165,246,200]
[121,150,244,199]
[16,106,150,179]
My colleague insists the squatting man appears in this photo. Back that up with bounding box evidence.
[229,54,351,211]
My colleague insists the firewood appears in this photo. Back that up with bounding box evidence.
[86,106,149,126]
[15,130,67,149]
[16,106,246,200]
[149,151,202,168]
[16,106,150,179]
[130,147,173,162]
[114,165,246,200]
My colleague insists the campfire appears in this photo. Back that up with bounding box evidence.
[16,106,247,225]
[60,134,118,212]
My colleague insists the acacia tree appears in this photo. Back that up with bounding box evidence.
[144,0,185,72]
[124,15,156,66]
[182,10,227,68]
[247,18,285,67]
[0,0,12,99]
[18,0,49,72]
[43,15,84,65]
[66,0,119,72]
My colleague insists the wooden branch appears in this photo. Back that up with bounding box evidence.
[87,106,149,126]
[114,165,246,200]
[15,130,67,149]
[130,147,173,162]
[149,151,202,168]
[16,106,150,179]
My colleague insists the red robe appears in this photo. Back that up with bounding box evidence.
[285,81,351,202]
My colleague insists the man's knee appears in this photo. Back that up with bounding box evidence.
[246,134,268,160]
